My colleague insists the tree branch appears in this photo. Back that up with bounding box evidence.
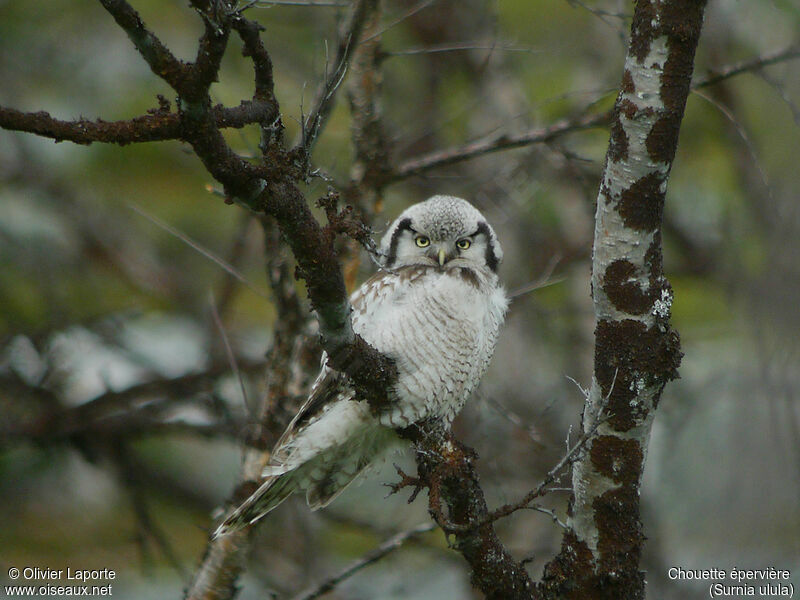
[0,360,262,445]
[0,102,279,146]
[98,0,191,93]
[693,42,800,90]
[539,1,706,597]
[292,523,436,600]
[397,427,536,600]
[386,42,800,184]
[301,0,375,153]
[389,110,610,182]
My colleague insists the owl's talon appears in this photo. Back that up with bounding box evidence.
[385,463,425,503]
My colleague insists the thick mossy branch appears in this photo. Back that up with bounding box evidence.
[99,0,190,93]
[398,427,536,600]
[0,103,275,146]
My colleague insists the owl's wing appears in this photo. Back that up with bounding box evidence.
[271,268,403,457]
[291,362,349,430]
[267,360,350,462]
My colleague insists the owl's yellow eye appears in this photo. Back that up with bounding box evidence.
[415,236,430,248]
[456,238,471,250]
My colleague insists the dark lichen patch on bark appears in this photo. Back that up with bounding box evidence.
[608,114,629,162]
[590,435,643,485]
[661,0,707,113]
[600,180,615,205]
[621,69,635,94]
[629,0,657,63]
[538,522,644,600]
[646,113,681,164]
[618,172,665,231]
[593,486,645,593]
[644,233,663,274]
[603,259,653,315]
[619,98,638,120]
[595,318,682,430]
[538,530,596,600]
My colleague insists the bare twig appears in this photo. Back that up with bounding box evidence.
[386,43,800,184]
[390,110,610,182]
[383,41,539,58]
[526,505,568,530]
[0,362,260,445]
[440,404,608,535]
[208,292,254,418]
[693,43,800,90]
[129,203,269,299]
[509,254,563,300]
[301,0,374,153]
[691,90,772,197]
[361,0,438,43]
[291,523,436,600]
[112,442,188,578]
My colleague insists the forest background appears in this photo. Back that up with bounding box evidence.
[1,1,798,599]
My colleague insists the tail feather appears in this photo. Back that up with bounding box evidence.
[305,452,373,509]
[213,474,295,538]
[212,411,399,537]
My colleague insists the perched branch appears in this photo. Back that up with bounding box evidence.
[396,427,536,600]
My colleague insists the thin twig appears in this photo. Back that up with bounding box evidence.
[509,254,564,300]
[301,0,373,153]
[390,110,610,182]
[384,41,540,57]
[527,504,568,530]
[693,43,800,90]
[387,43,800,183]
[112,442,188,579]
[291,523,436,600]
[691,90,772,198]
[361,0,438,43]
[208,292,254,418]
[442,413,605,533]
[129,202,269,299]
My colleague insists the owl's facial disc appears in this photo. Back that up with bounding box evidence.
[380,196,503,272]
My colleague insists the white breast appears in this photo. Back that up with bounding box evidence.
[350,266,508,428]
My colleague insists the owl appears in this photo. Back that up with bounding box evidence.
[214,195,508,536]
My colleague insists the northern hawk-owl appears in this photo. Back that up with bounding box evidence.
[215,195,507,536]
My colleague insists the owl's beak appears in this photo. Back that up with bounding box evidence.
[438,247,447,267]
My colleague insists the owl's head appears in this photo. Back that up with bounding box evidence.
[379,195,503,273]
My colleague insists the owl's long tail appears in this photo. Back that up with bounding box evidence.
[212,470,297,538]
[213,433,395,538]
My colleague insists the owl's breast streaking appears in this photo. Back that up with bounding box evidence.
[350,263,508,428]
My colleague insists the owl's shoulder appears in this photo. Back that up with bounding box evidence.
[349,265,430,311]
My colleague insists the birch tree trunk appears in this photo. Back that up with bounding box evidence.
[539,1,707,598]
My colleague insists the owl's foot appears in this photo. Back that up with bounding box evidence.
[385,463,425,503]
